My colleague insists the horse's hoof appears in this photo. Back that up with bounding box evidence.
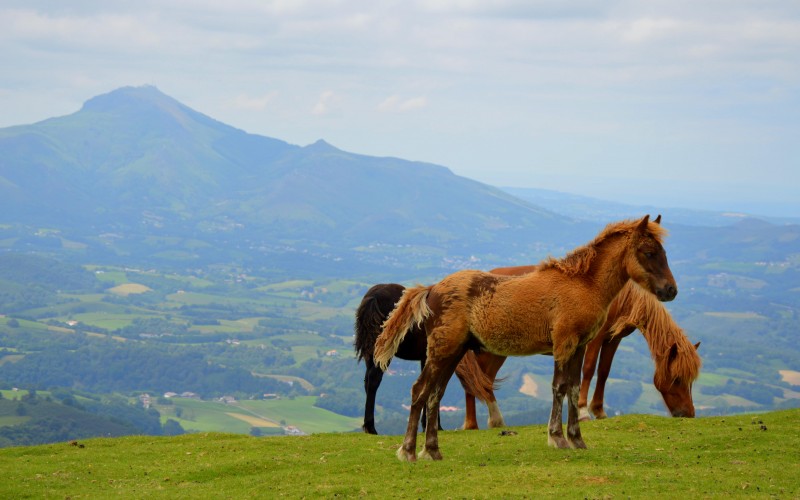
[547,435,570,449]
[396,446,416,462]
[488,418,506,429]
[569,438,588,449]
[420,446,443,460]
[578,407,592,422]
[362,426,378,435]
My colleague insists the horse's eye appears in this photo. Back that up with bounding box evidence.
[644,251,654,259]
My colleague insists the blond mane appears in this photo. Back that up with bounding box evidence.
[609,282,701,385]
[539,218,668,277]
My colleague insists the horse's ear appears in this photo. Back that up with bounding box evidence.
[637,215,650,232]
[694,341,701,350]
[654,214,662,224]
[668,343,679,362]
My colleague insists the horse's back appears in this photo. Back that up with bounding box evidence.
[355,284,405,361]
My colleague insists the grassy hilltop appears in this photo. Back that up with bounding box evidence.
[1,409,797,498]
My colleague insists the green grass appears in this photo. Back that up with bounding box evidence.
[0,410,796,498]
[154,396,360,435]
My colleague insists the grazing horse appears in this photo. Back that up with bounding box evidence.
[354,283,494,435]
[375,216,676,461]
[461,280,702,430]
[579,281,702,420]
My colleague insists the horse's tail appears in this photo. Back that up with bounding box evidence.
[354,285,403,363]
[374,285,431,371]
[454,350,498,404]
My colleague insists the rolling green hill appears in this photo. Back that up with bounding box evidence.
[0,409,796,498]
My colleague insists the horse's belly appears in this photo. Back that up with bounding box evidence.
[479,328,552,357]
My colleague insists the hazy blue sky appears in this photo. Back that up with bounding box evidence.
[1,1,798,216]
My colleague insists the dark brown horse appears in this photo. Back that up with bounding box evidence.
[375,216,676,460]
[461,280,702,430]
[354,283,494,434]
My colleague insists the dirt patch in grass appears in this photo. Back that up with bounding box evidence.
[779,369,800,385]
[225,412,280,427]
[108,283,152,296]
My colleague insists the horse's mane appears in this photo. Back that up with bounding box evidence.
[539,218,669,277]
[609,282,701,385]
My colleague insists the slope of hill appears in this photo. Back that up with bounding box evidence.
[0,409,797,498]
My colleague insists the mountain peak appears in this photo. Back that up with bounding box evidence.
[76,85,233,136]
[304,139,340,153]
[81,85,177,113]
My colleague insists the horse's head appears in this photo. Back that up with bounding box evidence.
[655,342,700,418]
[627,215,677,302]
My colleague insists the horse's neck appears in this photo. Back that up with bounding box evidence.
[612,284,678,356]
[589,236,631,307]
[640,307,682,360]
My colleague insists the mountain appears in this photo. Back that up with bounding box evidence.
[1,86,798,278]
[0,86,581,272]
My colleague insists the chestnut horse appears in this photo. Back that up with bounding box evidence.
[375,216,676,461]
[461,280,702,430]
[579,281,701,420]
[354,283,494,434]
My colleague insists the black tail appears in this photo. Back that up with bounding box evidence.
[354,283,406,363]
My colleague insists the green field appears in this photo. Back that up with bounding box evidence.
[154,396,360,436]
[0,409,796,498]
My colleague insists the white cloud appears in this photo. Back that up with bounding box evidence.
[0,0,798,212]
[377,95,428,113]
[312,90,339,116]
[229,92,278,111]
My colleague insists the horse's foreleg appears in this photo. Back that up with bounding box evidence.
[362,358,384,434]
[548,359,570,449]
[591,336,623,419]
[565,345,587,449]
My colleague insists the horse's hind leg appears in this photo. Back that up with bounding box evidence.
[398,369,433,462]
[419,359,444,432]
[463,392,478,430]
[579,337,602,422]
[419,351,464,461]
[362,358,384,434]
[591,336,623,419]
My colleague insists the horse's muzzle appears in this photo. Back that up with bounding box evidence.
[656,284,678,302]
[671,407,695,418]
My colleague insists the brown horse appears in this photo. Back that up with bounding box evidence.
[354,283,494,434]
[461,280,702,430]
[579,281,702,420]
[375,216,676,461]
